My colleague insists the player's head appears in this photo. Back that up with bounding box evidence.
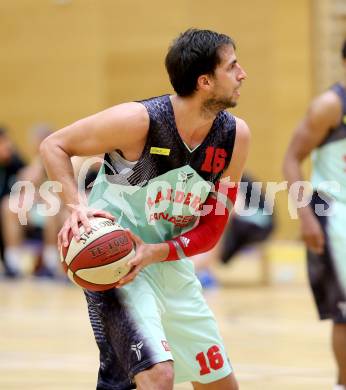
[165,28,246,109]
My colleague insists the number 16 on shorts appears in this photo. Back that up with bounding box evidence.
[195,345,225,375]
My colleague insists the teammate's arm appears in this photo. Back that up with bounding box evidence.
[283,91,342,253]
[40,102,150,247]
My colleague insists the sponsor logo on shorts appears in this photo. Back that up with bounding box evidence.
[131,341,144,361]
[337,301,346,317]
[161,340,170,351]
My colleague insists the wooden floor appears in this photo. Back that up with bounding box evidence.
[0,254,336,390]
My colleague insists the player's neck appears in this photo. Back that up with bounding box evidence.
[171,94,218,119]
[170,95,216,146]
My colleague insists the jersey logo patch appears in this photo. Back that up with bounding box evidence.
[178,171,194,183]
[131,341,144,360]
[150,146,171,156]
[161,340,171,351]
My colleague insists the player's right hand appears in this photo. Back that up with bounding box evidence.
[58,205,115,249]
[300,210,325,255]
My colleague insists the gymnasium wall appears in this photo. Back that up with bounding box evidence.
[0,0,314,238]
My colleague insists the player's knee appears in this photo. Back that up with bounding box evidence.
[220,373,239,390]
[193,374,239,390]
[231,380,239,390]
[151,362,174,388]
[136,361,174,390]
[229,373,239,390]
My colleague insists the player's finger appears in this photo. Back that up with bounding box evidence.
[127,254,142,268]
[78,212,92,233]
[60,218,72,247]
[116,271,134,286]
[57,231,63,249]
[117,266,140,287]
[92,209,115,221]
[119,271,136,285]
[70,214,81,241]
[61,226,71,247]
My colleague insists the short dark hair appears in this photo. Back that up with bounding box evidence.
[342,39,346,59]
[165,28,235,97]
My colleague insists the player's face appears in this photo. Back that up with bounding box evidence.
[209,44,247,109]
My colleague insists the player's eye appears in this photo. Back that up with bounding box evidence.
[228,63,236,70]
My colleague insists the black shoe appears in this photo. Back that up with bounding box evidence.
[33,266,57,279]
[3,266,21,279]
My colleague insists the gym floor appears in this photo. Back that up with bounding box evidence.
[0,244,335,389]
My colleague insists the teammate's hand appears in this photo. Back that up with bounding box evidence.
[116,230,169,287]
[299,208,325,254]
[58,205,115,249]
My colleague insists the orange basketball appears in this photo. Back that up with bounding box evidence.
[60,217,135,291]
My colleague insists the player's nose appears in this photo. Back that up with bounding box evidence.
[237,64,247,80]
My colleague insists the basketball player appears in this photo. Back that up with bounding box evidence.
[41,29,249,389]
[283,40,346,390]
[0,127,25,276]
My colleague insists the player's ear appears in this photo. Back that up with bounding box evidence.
[197,74,212,91]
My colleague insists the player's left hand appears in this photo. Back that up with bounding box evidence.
[116,230,168,287]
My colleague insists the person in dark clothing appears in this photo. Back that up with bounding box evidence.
[0,127,25,275]
[220,173,274,264]
[192,173,274,288]
[1,124,63,278]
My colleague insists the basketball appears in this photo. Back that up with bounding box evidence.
[60,217,135,291]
